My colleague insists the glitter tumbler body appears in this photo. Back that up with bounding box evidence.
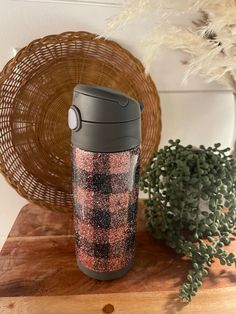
[68,84,143,280]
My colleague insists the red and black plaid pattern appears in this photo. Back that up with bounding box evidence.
[72,146,140,273]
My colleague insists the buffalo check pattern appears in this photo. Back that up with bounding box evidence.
[72,146,140,273]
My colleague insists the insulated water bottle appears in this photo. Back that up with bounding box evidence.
[68,84,143,280]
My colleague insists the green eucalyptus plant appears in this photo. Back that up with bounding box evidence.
[140,139,236,301]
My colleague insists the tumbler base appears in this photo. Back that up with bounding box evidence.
[78,260,134,280]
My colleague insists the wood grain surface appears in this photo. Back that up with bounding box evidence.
[0,201,236,313]
[1,288,236,314]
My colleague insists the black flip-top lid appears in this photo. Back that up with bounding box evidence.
[73,84,142,123]
[69,84,143,152]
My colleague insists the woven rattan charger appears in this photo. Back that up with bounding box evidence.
[0,31,161,212]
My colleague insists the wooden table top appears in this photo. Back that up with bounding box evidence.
[0,201,236,313]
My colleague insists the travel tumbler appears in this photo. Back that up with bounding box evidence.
[68,84,143,280]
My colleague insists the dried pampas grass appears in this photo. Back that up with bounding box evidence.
[103,0,236,90]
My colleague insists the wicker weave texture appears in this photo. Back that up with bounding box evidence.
[0,31,161,212]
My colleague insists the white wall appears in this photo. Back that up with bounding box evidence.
[0,0,234,249]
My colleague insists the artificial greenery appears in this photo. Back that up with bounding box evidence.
[140,139,236,301]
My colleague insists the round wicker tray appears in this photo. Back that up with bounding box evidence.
[0,31,161,212]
